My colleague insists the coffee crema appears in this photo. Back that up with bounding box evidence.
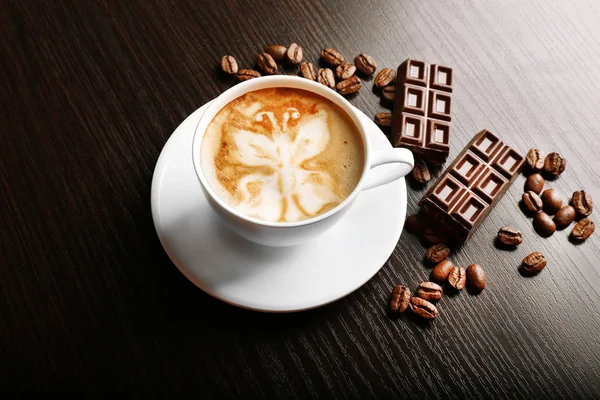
[201,88,365,223]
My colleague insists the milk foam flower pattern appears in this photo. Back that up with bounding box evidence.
[232,107,340,222]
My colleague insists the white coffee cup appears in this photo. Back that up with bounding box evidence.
[192,76,414,247]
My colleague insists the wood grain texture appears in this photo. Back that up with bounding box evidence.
[1,0,599,397]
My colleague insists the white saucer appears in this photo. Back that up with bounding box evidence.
[151,102,407,312]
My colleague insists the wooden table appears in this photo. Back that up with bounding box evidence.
[2,0,599,397]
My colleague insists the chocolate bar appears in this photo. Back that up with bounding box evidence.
[391,59,453,164]
[418,129,524,245]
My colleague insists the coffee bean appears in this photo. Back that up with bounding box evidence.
[409,297,438,320]
[526,148,545,172]
[448,267,466,290]
[321,48,345,67]
[257,52,278,75]
[354,53,377,75]
[300,62,317,80]
[411,158,431,184]
[522,252,547,274]
[317,68,335,89]
[221,55,238,75]
[431,260,454,283]
[265,45,287,62]
[541,188,563,215]
[382,85,396,102]
[406,214,425,234]
[571,218,595,240]
[424,228,448,245]
[497,226,523,246]
[336,76,361,95]
[571,190,593,217]
[524,173,544,194]
[335,62,356,80]
[426,244,450,264]
[416,282,443,302]
[466,264,486,294]
[286,43,303,65]
[374,68,396,88]
[543,152,567,177]
[390,285,411,314]
[533,212,556,237]
[554,205,576,230]
[522,191,543,213]
[374,112,392,128]
[237,69,261,81]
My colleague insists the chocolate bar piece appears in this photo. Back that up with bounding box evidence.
[418,129,524,245]
[391,59,453,164]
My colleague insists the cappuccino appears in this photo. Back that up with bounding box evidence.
[201,88,364,223]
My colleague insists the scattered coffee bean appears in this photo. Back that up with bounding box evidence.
[390,285,411,314]
[466,264,486,294]
[571,190,593,217]
[300,62,317,81]
[543,152,566,177]
[354,53,377,75]
[524,173,544,194]
[533,212,556,237]
[497,226,523,246]
[336,76,361,95]
[382,85,396,102]
[431,260,454,283]
[411,158,431,184]
[410,296,438,320]
[335,62,356,80]
[237,69,261,81]
[321,48,345,67]
[448,267,466,290]
[426,244,450,264]
[220,55,238,75]
[522,191,543,213]
[424,228,448,245]
[265,45,287,63]
[522,252,547,274]
[257,52,278,75]
[526,148,545,172]
[554,205,576,230]
[374,112,392,128]
[317,68,335,89]
[286,43,303,64]
[406,214,426,234]
[541,188,563,215]
[416,282,443,302]
[571,218,595,240]
[374,68,396,88]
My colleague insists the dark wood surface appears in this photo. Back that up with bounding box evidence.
[1,0,599,397]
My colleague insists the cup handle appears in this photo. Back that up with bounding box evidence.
[362,148,414,190]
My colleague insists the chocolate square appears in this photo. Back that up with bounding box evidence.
[403,59,428,87]
[472,168,507,204]
[471,130,503,162]
[451,193,487,229]
[427,91,452,121]
[491,146,525,179]
[449,151,487,187]
[430,65,453,92]
[429,175,467,212]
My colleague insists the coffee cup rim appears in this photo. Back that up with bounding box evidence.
[191,75,372,228]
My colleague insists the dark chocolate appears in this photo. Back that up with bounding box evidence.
[391,59,453,163]
[418,129,524,245]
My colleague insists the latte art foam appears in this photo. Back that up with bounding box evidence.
[201,88,365,222]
